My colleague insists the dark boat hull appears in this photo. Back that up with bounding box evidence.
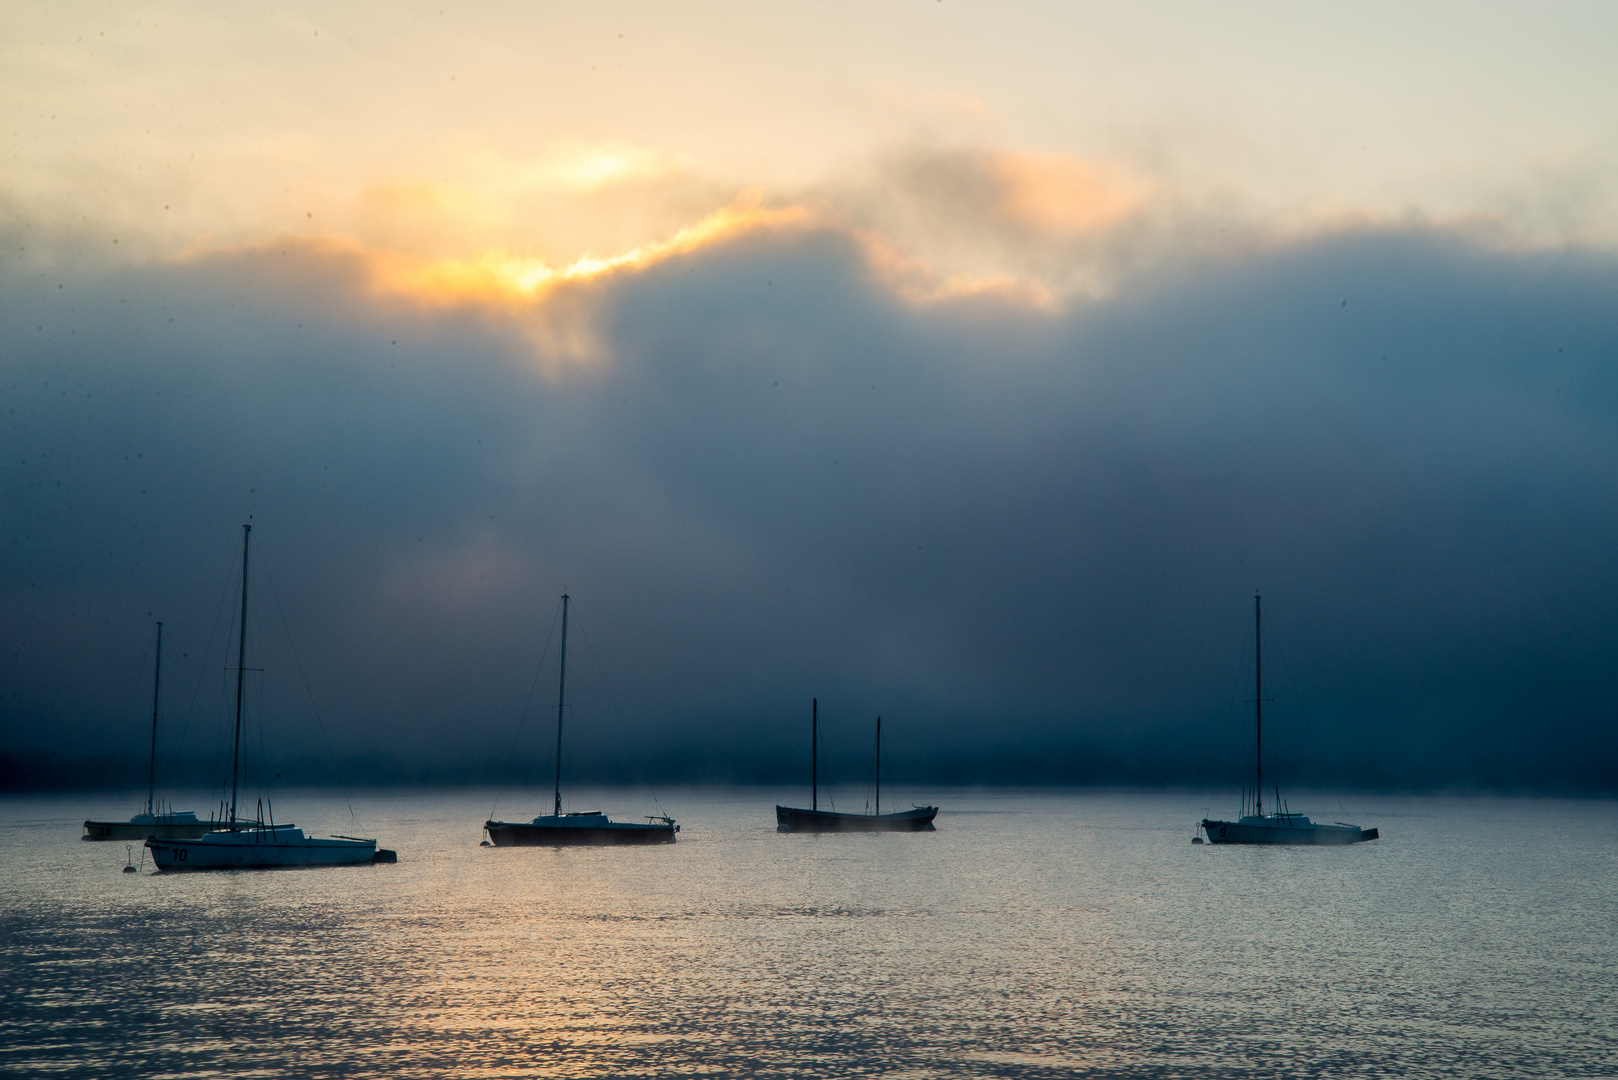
[1201,818,1378,845]
[775,805,937,832]
[484,819,677,846]
[84,819,215,841]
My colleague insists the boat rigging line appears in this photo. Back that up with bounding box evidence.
[257,542,359,825]
[146,622,162,817]
[572,602,672,820]
[488,597,562,821]
[1262,603,1354,822]
[107,623,158,798]
[170,537,242,794]
[1198,601,1254,827]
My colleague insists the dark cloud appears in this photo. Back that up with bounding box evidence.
[4,224,1617,793]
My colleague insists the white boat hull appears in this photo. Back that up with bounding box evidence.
[146,825,381,870]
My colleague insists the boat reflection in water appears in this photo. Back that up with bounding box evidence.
[484,593,677,846]
[776,702,938,832]
[1200,595,1378,846]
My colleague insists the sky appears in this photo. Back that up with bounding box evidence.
[5,2,1618,794]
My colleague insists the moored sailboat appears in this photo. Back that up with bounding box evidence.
[145,524,392,870]
[148,820,392,869]
[84,621,238,841]
[484,593,677,846]
[1199,595,1378,846]
[776,701,938,832]
[84,807,225,843]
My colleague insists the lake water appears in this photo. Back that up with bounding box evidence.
[3,789,1615,1078]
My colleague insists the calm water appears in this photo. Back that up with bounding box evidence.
[2,789,1615,1078]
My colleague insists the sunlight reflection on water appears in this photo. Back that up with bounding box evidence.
[3,789,1616,1077]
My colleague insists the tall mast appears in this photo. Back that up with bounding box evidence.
[875,715,881,816]
[229,524,250,828]
[1254,593,1263,819]
[811,698,818,812]
[553,593,569,818]
[147,621,163,816]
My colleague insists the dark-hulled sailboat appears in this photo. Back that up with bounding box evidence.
[83,621,234,841]
[775,700,938,832]
[1199,595,1378,845]
[484,593,677,846]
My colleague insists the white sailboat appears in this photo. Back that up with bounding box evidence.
[145,524,394,870]
[1199,595,1378,845]
[149,819,393,869]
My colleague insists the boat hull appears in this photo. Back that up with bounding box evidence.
[484,819,677,846]
[775,805,938,832]
[84,819,215,841]
[146,828,380,870]
[1201,818,1378,845]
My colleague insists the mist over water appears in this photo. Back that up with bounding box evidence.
[5,789,1615,1077]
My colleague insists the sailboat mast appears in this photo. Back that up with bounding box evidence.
[811,698,818,812]
[553,593,569,819]
[147,621,163,816]
[875,715,881,816]
[1255,593,1263,819]
[229,524,250,828]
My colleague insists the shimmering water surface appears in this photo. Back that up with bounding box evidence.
[3,789,1615,1078]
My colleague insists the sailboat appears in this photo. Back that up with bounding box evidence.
[483,593,677,845]
[83,621,235,841]
[775,700,938,832]
[1199,595,1378,845]
[145,523,394,870]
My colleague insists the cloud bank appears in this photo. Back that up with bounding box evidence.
[4,210,1618,793]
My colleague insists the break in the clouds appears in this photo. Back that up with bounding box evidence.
[4,213,1617,791]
